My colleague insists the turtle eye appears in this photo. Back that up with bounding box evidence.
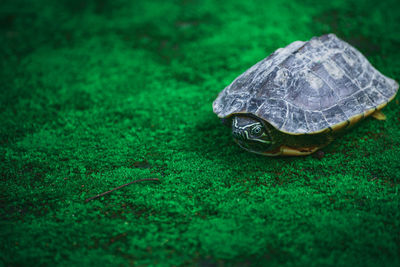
[251,125,263,137]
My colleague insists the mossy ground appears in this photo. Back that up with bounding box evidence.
[1,0,400,266]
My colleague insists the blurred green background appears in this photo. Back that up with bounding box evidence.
[1,0,400,266]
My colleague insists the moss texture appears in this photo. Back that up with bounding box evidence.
[1,0,400,266]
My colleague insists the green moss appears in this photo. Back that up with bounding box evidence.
[1,0,400,266]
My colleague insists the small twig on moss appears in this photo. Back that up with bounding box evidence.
[85,178,160,203]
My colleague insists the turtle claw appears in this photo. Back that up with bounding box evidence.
[371,110,386,121]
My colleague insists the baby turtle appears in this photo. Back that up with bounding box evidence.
[213,34,398,156]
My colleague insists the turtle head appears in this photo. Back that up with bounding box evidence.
[231,115,274,153]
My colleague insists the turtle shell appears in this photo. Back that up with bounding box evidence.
[213,34,399,134]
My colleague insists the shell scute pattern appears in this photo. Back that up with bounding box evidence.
[287,71,324,111]
[247,97,266,113]
[231,98,247,112]
[282,104,308,133]
[213,34,399,134]
[322,105,348,126]
[338,95,364,118]
[358,65,374,88]
[332,52,357,78]
[364,86,385,105]
[373,75,395,98]
[255,99,288,129]
[305,110,329,132]
[262,67,293,100]
[353,90,374,110]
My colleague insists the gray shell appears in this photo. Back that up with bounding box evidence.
[213,34,399,134]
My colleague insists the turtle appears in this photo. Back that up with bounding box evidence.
[213,33,399,156]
